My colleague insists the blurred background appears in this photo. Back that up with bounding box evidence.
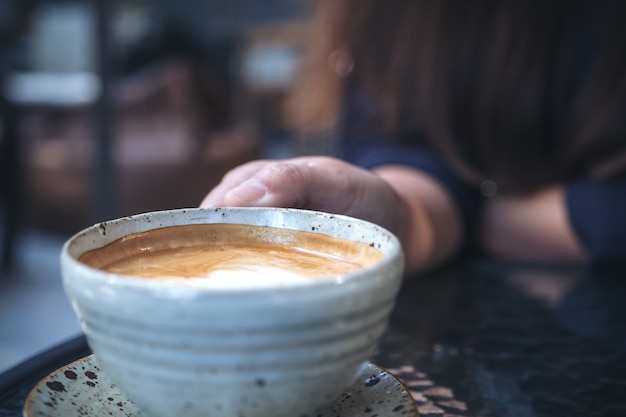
[0,0,326,372]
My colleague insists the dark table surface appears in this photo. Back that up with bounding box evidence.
[1,259,625,417]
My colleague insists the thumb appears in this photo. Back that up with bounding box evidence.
[224,180,270,206]
[223,162,308,208]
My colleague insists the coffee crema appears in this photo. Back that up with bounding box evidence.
[78,224,384,287]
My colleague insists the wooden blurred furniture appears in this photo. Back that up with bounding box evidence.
[0,0,123,272]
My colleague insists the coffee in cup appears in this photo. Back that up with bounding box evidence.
[78,223,383,288]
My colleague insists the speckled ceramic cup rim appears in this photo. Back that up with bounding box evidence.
[61,207,403,295]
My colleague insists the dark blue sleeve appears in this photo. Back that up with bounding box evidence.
[336,81,480,259]
[566,175,626,270]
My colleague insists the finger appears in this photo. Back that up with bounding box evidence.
[223,160,311,208]
[200,160,271,207]
[223,157,360,214]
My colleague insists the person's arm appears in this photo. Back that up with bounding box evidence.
[335,78,481,271]
[479,186,587,262]
[373,165,463,273]
[480,176,626,269]
[200,156,463,275]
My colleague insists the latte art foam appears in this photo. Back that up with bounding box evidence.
[78,223,383,287]
[177,268,326,288]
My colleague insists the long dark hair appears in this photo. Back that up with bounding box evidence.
[287,0,626,191]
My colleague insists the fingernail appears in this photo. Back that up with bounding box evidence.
[228,181,267,204]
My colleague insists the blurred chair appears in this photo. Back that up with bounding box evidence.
[0,0,36,274]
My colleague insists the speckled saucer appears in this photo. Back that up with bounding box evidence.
[23,355,418,417]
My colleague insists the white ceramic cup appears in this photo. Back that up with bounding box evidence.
[61,207,404,417]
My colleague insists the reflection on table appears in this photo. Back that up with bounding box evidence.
[375,260,626,417]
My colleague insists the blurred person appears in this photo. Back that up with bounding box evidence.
[201,0,626,276]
